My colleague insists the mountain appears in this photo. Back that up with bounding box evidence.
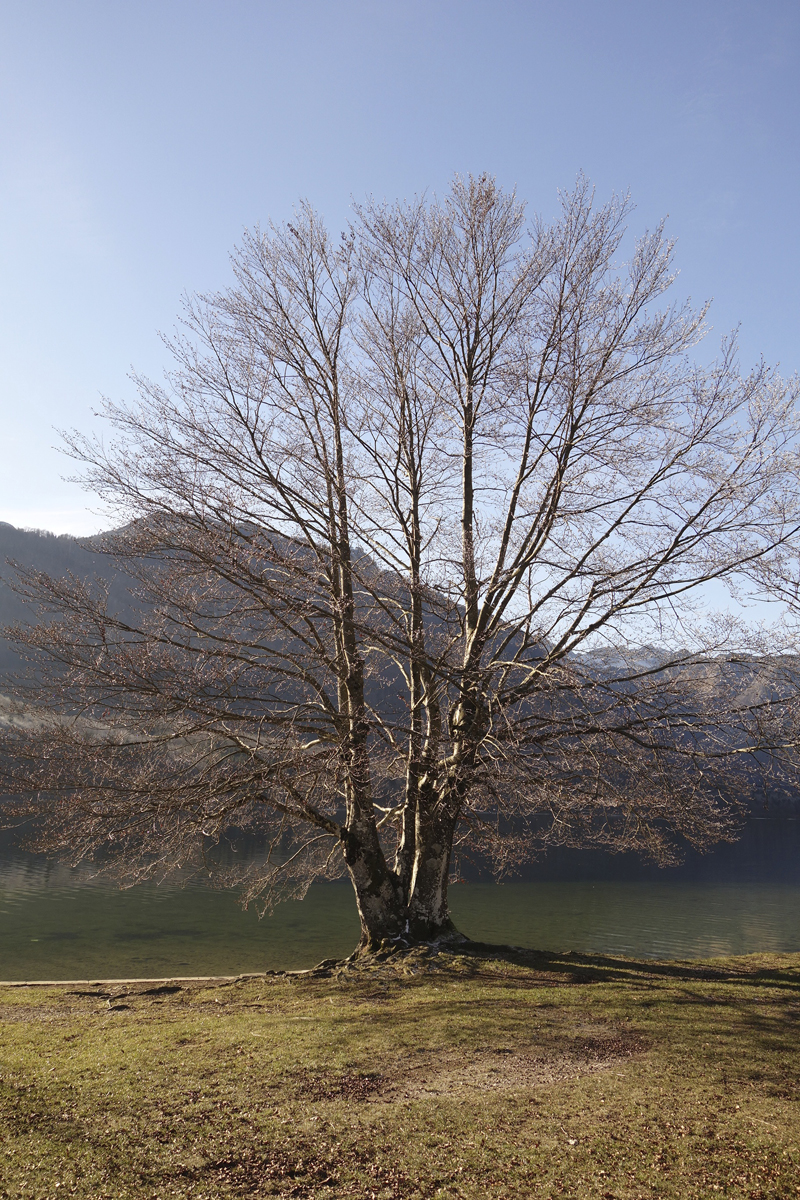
[1,521,798,815]
[0,522,132,678]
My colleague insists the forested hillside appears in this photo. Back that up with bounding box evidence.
[0,523,130,678]
[1,521,798,818]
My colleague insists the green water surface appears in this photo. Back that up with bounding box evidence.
[2,820,799,978]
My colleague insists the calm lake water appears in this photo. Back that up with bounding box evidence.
[1,819,799,979]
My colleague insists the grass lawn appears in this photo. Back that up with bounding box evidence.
[1,945,799,1198]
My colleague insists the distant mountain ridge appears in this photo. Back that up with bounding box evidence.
[1,520,799,814]
[0,522,132,678]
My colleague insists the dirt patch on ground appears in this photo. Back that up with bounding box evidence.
[390,1030,647,1099]
[294,1069,386,1102]
[292,1026,648,1104]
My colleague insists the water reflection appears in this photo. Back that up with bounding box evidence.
[1,819,799,979]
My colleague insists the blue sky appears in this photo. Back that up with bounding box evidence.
[1,0,798,534]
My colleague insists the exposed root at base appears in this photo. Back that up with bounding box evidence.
[296,936,559,980]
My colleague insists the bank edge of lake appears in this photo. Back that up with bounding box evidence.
[1,947,798,1198]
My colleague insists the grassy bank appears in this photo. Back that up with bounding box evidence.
[1,947,799,1199]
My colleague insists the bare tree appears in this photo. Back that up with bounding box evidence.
[4,175,800,952]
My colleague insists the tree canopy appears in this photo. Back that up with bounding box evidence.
[4,175,800,951]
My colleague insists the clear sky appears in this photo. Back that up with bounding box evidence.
[0,0,798,535]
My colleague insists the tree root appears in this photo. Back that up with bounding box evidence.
[301,934,544,978]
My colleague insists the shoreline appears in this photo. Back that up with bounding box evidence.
[3,944,799,989]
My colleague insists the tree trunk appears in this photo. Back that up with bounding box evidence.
[341,825,407,950]
[342,804,465,952]
[406,800,462,942]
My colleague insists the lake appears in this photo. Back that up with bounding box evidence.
[2,818,799,979]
